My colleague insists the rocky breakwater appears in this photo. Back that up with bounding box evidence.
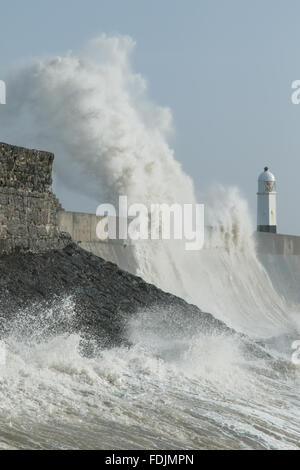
[0,241,232,349]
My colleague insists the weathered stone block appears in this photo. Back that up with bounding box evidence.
[0,142,68,254]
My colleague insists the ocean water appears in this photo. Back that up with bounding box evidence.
[0,217,299,450]
[0,295,299,450]
[0,34,299,449]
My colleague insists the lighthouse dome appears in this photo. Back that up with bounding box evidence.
[258,167,276,182]
[258,167,276,194]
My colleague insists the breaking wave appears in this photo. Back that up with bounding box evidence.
[0,34,299,449]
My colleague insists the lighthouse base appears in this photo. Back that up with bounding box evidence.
[257,225,277,234]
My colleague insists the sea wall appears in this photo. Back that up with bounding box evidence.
[255,232,300,305]
[57,211,137,273]
[255,232,300,255]
[0,143,68,254]
[58,211,300,304]
[58,210,300,256]
[58,211,102,243]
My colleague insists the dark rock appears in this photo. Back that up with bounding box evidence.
[0,242,231,348]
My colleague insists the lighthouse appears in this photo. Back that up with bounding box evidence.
[257,167,277,233]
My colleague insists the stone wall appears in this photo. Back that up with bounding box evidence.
[0,142,69,254]
[255,231,300,255]
[58,211,131,244]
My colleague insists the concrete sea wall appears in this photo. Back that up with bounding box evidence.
[255,232,300,305]
[255,232,300,255]
[57,210,137,274]
[58,210,300,304]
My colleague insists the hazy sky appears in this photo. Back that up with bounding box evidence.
[1,0,300,234]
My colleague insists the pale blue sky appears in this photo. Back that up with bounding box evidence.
[1,0,300,234]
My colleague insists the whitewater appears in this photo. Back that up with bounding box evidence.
[0,34,299,450]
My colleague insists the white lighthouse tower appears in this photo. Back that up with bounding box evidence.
[257,167,277,233]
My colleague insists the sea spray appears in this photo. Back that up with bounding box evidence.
[0,302,298,450]
[0,35,195,208]
[0,34,296,338]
